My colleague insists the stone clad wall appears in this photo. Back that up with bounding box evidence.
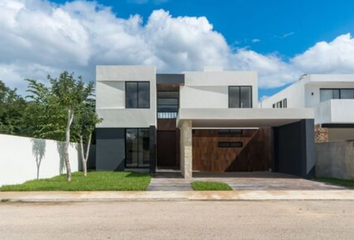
[315,124,328,143]
[180,120,192,179]
[316,140,354,180]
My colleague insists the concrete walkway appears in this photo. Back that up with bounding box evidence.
[147,170,192,191]
[1,190,354,202]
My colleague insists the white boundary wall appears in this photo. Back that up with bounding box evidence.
[0,134,82,187]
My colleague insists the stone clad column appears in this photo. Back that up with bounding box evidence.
[180,120,192,179]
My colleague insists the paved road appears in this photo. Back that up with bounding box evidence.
[0,201,353,240]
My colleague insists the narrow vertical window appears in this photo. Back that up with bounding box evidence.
[126,129,138,167]
[229,86,240,108]
[283,98,287,108]
[240,86,252,108]
[137,82,150,108]
[126,82,138,108]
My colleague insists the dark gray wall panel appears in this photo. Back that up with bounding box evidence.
[87,145,96,169]
[273,119,315,179]
[96,128,125,171]
[303,119,315,178]
[156,74,184,84]
[149,125,157,174]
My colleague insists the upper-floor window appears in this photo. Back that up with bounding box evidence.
[126,82,150,108]
[273,98,287,108]
[320,88,354,102]
[157,90,179,119]
[229,86,252,108]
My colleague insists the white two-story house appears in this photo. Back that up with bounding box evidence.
[96,66,315,179]
[261,74,354,141]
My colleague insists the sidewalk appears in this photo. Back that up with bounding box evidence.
[2,190,354,202]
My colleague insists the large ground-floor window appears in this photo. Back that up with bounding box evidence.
[125,128,150,168]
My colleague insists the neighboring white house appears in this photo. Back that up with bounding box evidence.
[261,74,354,141]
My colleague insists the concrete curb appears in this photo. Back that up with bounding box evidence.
[2,190,354,202]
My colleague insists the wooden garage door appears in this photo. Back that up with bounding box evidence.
[192,128,272,172]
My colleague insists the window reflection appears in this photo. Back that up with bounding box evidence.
[229,86,252,108]
[126,129,150,168]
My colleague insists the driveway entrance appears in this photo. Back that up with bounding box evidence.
[147,170,344,191]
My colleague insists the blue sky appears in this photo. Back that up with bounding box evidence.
[52,0,354,55]
[1,0,354,98]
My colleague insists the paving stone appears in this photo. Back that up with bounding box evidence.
[147,171,345,191]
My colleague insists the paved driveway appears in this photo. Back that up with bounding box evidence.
[148,171,344,191]
[147,170,192,191]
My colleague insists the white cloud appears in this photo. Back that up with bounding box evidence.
[292,33,354,73]
[1,0,354,93]
[277,32,295,39]
[230,49,301,88]
[252,39,261,43]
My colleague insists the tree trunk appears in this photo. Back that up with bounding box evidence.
[79,135,87,177]
[65,109,74,181]
[79,133,92,177]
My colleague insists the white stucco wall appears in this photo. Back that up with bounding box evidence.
[315,99,354,124]
[96,81,125,109]
[181,71,258,109]
[96,65,157,128]
[0,134,81,187]
[261,79,307,108]
[180,86,228,108]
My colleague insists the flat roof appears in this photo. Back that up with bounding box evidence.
[177,108,314,128]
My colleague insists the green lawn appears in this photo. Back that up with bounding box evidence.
[191,181,233,191]
[0,171,151,191]
[316,177,354,189]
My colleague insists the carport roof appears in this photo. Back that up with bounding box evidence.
[177,108,314,128]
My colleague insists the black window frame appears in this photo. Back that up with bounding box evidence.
[218,129,243,135]
[274,98,287,108]
[218,142,243,148]
[228,86,253,108]
[124,128,150,169]
[320,88,354,102]
[125,81,150,109]
[283,98,287,108]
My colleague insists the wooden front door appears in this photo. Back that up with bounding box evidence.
[157,131,177,167]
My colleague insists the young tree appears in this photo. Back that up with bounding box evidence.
[0,80,27,135]
[25,79,66,140]
[74,99,101,176]
[49,72,94,181]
